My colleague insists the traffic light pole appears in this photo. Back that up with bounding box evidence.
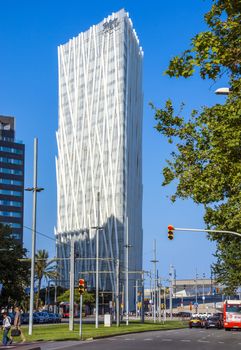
[172,227,241,238]
[169,265,174,320]
[116,258,120,327]
[125,217,129,326]
[96,192,100,329]
[79,294,83,338]
[151,239,158,323]
[69,237,75,331]
[141,271,145,324]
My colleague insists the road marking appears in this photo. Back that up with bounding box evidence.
[162,338,172,341]
[198,340,210,343]
[124,338,135,341]
[180,340,191,342]
[144,338,153,341]
[218,342,224,344]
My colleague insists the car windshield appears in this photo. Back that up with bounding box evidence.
[227,305,241,313]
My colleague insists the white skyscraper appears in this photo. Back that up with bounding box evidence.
[56,9,143,308]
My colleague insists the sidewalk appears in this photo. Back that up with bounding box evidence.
[0,342,41,350]
[0,340,86,350]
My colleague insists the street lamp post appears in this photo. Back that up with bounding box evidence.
[69,237,75,331]
[116,258,120,327]
[202,273,205,307]
[169,265,174,320]
[195,269,198,313]
[151,239,158,323]
[124,217,132,326]
[25,138,44,336]
[91,192,101,329]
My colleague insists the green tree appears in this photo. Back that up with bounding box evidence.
[151,0,241,294]
[57,288,95,307]
[35,249,58,308]
[0,224,30,307]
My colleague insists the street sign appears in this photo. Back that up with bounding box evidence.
[194,302,198,307]
[202,296,205,301]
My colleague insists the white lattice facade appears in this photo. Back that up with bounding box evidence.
[56,9,143,303]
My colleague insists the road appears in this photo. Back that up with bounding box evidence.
[1,328,240,349]
[36,328,241,350]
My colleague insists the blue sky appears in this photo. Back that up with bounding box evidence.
[0,0,228,283]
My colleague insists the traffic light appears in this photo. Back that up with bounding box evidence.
[78,279,85,295]
[167,225,174,240]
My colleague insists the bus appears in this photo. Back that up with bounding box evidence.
[223,300,241,330]
[59,302,79,318]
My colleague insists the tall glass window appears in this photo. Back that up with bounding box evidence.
[0,189,22,196]
[0,179,22,186]
[0,168,23,175]
[0,146,23,154]
[0,211,22,217]
[0,200,22,207]
[2,222,22,228]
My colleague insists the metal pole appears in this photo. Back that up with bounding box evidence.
[135,280,138,319]
[116,258,120,327]
[79,294,83,338]
[54,281,57,314]
[202,273,205,307]
[174,227,241,238]
[69,237,75,331]
[125,216,129,326]
[141,271,144,323]
[158,280,161,322]
[210,268,213,295]
[163,287,166,322]
[169,265,173,320]
[195,270,198,304]
[153,240,157,323]
[28,138,38,336]
[95,192,100,328]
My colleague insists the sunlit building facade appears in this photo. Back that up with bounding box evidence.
[56,9,143,307]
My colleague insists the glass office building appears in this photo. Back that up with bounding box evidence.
[56,9,143,307]
[0,116,24,244]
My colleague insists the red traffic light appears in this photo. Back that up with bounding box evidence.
[167,225,174,240]
[78,279,85,295]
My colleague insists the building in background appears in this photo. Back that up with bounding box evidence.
[56,9,143,308]
[0,116,25,244]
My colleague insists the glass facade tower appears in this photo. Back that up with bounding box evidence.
[56,9,143,307]
[0,116,25,244]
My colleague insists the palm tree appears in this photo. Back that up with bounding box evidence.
[35,249,58,308]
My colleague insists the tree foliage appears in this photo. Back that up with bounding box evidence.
[0,224,30,306]
[57,288,95,307]
[152,0,241,294]
[35,249,58,308]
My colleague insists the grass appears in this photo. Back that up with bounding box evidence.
[0,320,188,342]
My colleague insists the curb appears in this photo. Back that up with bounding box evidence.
[90,325,188,340]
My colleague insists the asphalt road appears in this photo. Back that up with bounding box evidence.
[41,328,241,350]
[1,328,241,350]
